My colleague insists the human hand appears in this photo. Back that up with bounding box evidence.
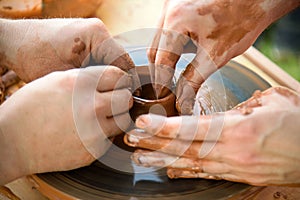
[0,18,137,83]
[0,66,133,185]
[125,87,300,186]
[148,0,299,114]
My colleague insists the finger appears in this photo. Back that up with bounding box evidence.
[1,70,20,88]
[166,159,230,178]
[148,29,163,64]
[99,113,132,137]
[154,30,190,98]
[176,50,218,115]
[125,129,222,159]
[95,88,133,117]
[90,27,141,94]
[131,149,229,173]
[90,23,133,70]
[147,6,167,98]
[147,0,168,64]
[101,42,141,96]
[135,114,227,142]
[95,66,132,92]
[0,66,8,76]
[167,169,237,181]
[76,66,131,92]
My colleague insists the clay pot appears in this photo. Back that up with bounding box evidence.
[129,66,177,121]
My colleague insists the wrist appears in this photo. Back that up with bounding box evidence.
[0,103,29,185]
[263,0,300,25]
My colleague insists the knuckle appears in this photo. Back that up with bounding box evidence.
[86,18,105,29]
[81,18,110,38]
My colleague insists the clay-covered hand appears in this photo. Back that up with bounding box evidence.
[0,18,135,82]
[148,0,299,114]
[0,66,133,185]
[125,87,300,186]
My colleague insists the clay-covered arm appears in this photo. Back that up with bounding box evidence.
[149,0,300,114]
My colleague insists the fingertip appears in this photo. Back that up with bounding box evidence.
[128,92,134,109]
[175,78,197,115]
[135,114,151,129]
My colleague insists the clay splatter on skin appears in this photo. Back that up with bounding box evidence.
[2,6,12,10]
[234,87,300,115]
[197,0,265,58]
[72,38,86,55]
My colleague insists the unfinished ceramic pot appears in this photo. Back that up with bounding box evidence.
[130,66,177,121]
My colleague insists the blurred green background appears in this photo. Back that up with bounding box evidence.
[254,8,300,81]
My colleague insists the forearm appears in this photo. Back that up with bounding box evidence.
[264,0,300,24]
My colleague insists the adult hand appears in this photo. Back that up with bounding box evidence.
[148,0,299,114]
[0,18,138,85]
[0,66,133,185]
[125,87,300,186]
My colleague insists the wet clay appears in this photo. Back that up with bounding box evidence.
[130,66,177,121]
[72,38,86,55]
[194,78,238,115]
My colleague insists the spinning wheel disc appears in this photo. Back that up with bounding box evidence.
[35,49,270,199]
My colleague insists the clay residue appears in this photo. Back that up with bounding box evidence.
[197,0,266,58]
[269,87,300,106]
[237,106,253,115]
[72,38,86,55]
[234,87,300,115]
[187,32,199,42]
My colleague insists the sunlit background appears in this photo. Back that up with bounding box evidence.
[255,8,300,81]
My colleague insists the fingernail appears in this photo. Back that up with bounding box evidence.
[136,115,151,129]
[136,155,147,165]
[125,133,140,147]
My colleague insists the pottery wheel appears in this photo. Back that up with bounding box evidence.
[35,51,271,199]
